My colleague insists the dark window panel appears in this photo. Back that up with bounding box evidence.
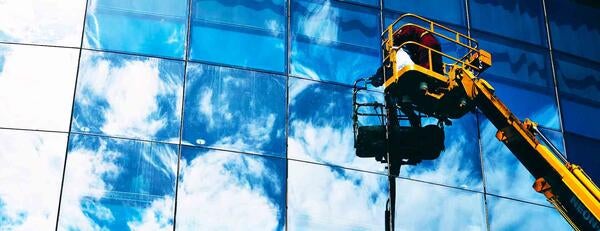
[564,132,600,184]
[470,0,547,46]
[384,0,467,27]
[189,0,286,72]
[547,0,600,61]
[182,63,286,157]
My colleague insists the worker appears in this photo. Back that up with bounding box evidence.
[370,24,443,87]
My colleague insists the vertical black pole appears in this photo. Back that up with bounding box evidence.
[384,94,398,231]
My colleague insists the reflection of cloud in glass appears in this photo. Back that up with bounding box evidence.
[0,44,78,132]
[72,51,183,143]
[480,105,562,204]
[288,160,387,230]
[0,130,67,230]
[58,135,177,230]
[487,195,571,230]
[182,63,286,156]
[0,0,85,46]
[395,178,486,230]
[176,147,285,230]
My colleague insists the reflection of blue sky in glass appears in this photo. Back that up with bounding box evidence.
[182,63,286,157]
[189,0,286,72]
[58,134,177,230]
[85,0,188,58]
[395,178,486,230]
[176,146,285,230]
[470,0,547,46]
[0,129,67,230]
[384,0,466,26]
[291,0,380,85]
[487,195,571,230]
[546,0,600,61]
[72,50,184,143]
[288,77,384,173]
[288,160,387,230]
[474,32,559,130]
[400,114,483,192]
[0,0,86,47]
[479,115,548,205]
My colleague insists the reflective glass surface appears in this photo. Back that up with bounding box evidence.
[486,195,571,230]
[564,132,600,184]
[72,50,184,143]
[479,115,547,205]
[470,0,547,46]
[400,114,483,191]
[0,129,67,230]
[176,146,285,230]
[182,63,286,157]
[291,0,380,85]
[395,178,486,230]
[0,44,78,132]
[554,52,600,138]
[0,0,86,47]
[58,134,178,230]
[546,0,600,61]
[288,77,384,173]
[288,160,388,230]
[384,0,467,26]
[474,31,559,130]
[189,0,286,72]
[84,0,188,58]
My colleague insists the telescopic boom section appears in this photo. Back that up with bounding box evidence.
[381,14,600,231]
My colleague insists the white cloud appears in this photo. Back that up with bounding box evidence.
[57,140,121,231]
[288,160,387,230]
[75,52,182,141]
[128,196,174,231]
[0,129,67,230]
[0,44,79,132]
[301,0,339,44]
[176,150,281,230]
[0,0,86,47]
[394,178,486,230]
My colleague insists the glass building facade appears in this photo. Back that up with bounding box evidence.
[0,0,597,230]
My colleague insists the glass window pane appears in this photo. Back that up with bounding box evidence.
[547,0,600,61]
[344,0,378,7]
[0,129,67,230]
[0,44,78,132]
[470,0,547,46]
[395,178,486,230]
[554,53,600,138]
[72,50,184,143]
[291,0,380,85]
[400,113,483,192]
[288,77,385,173]
[384,0,467,26]
[58,134,178,230]
[176,147,285,230]
[539,127,566,158]
[564,132,600,184]
[182,63,286,157]
[85,0,188,58]
[0,0,86,47]
[479,115,548,205]
[288,160,388,230]
[486,195,571,230]
[189,0,286,72]
[474,32,560,129]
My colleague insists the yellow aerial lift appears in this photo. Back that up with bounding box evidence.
[353,14,600,231]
